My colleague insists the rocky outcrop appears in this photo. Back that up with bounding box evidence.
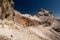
[35,9,55,26]
[0,0,15,20]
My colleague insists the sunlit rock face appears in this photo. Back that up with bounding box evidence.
[0,0,15,21]
[36,9,53,20]
[35,9,55,26]
[0,0,60,40]
[14,9,60,40]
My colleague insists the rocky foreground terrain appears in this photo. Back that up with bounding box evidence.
[0,0,60,40]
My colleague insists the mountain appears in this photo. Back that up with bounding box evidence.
[0,0,60,40]
[57,19,60,22]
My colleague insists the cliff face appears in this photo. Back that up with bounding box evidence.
[0,0,15,20]
[0,0,60,40]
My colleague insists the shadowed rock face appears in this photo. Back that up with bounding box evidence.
[14,15,41,27]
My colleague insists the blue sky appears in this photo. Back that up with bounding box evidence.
[14,0,60,19]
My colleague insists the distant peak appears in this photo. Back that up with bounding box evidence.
[36,8,53,17]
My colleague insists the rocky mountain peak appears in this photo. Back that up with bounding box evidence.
[36,8,53,18]
[34,9,54,26]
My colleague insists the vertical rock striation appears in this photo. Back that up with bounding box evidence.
[0,0,15,21]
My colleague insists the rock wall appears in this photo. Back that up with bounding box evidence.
[0,0,15,21]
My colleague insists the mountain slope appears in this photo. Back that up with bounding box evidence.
[0,0,60,40]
